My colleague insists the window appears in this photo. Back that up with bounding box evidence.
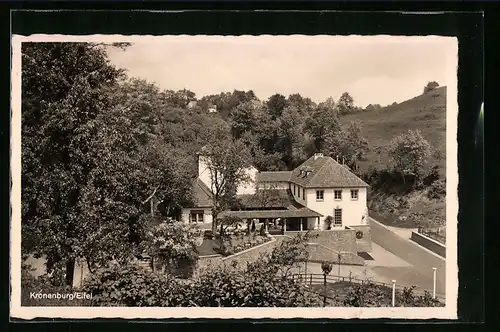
[334,208,342,226]
[298,186,301,198]
[190,210,204,223]
[351,189,359,200]
[293,185,296,195]
[303,188,305,199]
[316,190,324,201]
[334,190,342,200]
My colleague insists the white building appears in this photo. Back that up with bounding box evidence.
[182,153,369,231]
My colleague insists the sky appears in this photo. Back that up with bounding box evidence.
[105,35,456,108]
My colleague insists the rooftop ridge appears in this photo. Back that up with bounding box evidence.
[307,155,329,183]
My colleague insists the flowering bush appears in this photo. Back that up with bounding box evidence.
[143,221,201,264]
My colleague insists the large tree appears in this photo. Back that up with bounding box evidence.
[324,120,369,171]
[305,105,341,152]
[388,129,433,185]
[266,93,287,120]
[199,119,252,232]
[21,43,197,285]
[21,42,124,284]
[275,105,308,169]
[423,81,440,94]
[337,92,355,115]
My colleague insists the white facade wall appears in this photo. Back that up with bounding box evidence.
[290,183,307,206]
[198,156,257,196]
[237,167,258,195]
[304,187,367,230]
[181,207,213,225]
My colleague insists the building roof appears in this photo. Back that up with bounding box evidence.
[192,178,213,208]
[289,154,369,188]
[237,189,294,209]
[219,208,323,219]
[256,171,291,183]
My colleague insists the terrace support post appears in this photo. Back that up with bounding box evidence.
[265,219,269,234]
[300,218,303,232]
[283,219,287,232]
[317,217,320,230]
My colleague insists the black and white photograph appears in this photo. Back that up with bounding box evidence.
[10,33,458,319]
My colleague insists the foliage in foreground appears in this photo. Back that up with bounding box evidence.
[21,259,92,306]
[83,262,187,306]
[81,233,322,307]
[143,221,201,272]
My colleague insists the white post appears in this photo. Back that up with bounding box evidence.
[392,280,396,307]
[300,218,303,232]
[283,219,287,232]
[265,219,269,234]
[433,267,437,299]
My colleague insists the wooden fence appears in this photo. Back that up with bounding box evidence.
[289,273,445,301]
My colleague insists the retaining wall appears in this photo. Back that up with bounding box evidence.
[411,231,446,258]
[306,243,365,266]
[284,229,358,253]
[345,225,372,253]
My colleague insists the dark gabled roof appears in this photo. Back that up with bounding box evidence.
[192,178,213,208]
[289,155,369,188]
[218,208,323,219]
[256,171,292,183]
[237,189,294,209]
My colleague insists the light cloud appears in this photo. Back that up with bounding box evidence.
[106,35,454,108]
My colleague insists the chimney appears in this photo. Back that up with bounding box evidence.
[314,153,323,160]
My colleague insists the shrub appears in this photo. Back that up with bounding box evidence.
[82,262,188,307]
[423,164,440,186]
[397,285,444,307]
[189,263,322,307]
[427,179,446,199]
[343,282,392,307]
[21,259,92,306]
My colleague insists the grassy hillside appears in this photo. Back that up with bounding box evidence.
[340,86,447,177]
[339,87,447,231]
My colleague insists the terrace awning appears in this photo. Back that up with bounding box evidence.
[218,208,322,220]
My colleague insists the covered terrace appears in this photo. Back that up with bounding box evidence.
[218,208,323,234]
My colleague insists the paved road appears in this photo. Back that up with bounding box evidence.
[368,217,446,296]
